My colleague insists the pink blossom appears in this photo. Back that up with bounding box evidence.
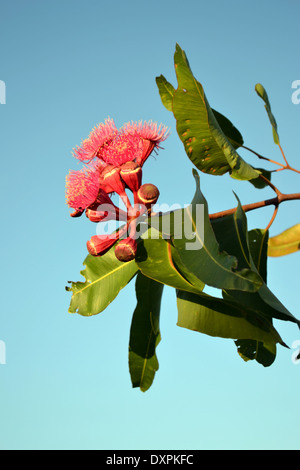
[73,118,169,167]
[73,118,118,163]
[65,166,100,210]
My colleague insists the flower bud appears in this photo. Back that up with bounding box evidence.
[99,165,125,195]
[114,237,137,262]
[137,183,160,208]
[88,189,128,222]
[85,208,109,223]
[120,161,142,193]
[87,234,118,257]
[70,208,84,218]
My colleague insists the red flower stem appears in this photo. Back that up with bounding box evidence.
[120,192,132,211]
[129,218,137,239]
[115,207,129,221]
[133,190,140,207]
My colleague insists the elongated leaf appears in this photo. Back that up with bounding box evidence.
[177,290,284,345]
[268,223,300,257]
[163,170,262,292]
[211,202,300,327]
[248,229,268,282]
[156,74,244,149]
[136,229,204,294]
[66,251,138,316]
[156,75,175,112]
[176,220,283,364]
[255,83,280,144]
[235,229,276,366]
[172,44,260,181]
[129,272,164,392]
[212,217,279,365]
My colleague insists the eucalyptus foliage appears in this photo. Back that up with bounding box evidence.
[67,44,300,392]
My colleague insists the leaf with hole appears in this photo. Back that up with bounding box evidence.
[156,74,244,150]
[171,44,260,181]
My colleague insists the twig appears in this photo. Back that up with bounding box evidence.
[242,144,300,174]
[278,143,289,167]
[258,174,282,196]
[242,145,285,167]
[265,205,279,231]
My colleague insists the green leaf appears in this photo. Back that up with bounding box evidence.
[66,251,138,316]
[211,203,300,327]
[136,229,204,294]
[129,272,164,392]
[255,83,280,145]
[156,74,175,112]
[235,229,276,366]
[268,223,300,257]
[212,212,283,366]
[161,169,262,292]
[212,108,244,150]
[235,339,276,367]
[248,229,268,282]
[248,168,272,189]
[172,43,260,181]
[177,290,284,345]
[156,73,244,149]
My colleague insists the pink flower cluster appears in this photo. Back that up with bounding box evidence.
[66,118,169,261]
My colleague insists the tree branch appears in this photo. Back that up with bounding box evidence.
[209,192,300,220]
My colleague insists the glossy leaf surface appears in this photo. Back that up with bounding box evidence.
[66,251,138,316]
[156,73,244,149]
[172,44,260,181]
[211,204,300,327]
[167,170,262,292]
[177,290,283,344]
[136,230,204,294]
[129,272,164,392]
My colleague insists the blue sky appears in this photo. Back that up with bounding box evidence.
[0,0,300,450]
